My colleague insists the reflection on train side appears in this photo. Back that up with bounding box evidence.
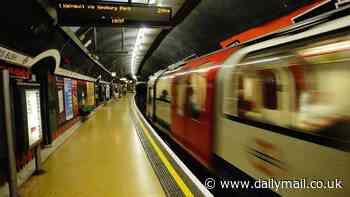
[216,29,350,197]
[147,14,350,197]
[224,34,350,143]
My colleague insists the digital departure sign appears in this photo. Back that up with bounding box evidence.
[57,1,172,27]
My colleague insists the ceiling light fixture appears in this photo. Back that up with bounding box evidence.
[84,39,92,48]
[149,0,157,5]
[131,27,148,78]
[130,0,159,78]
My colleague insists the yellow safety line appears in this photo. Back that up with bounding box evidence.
[137,113,194,197]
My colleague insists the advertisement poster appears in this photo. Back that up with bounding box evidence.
[56,76,66,125]
[95,84,100,104]
[106,85,110,100]
[64,78,74,120]
[78,80,87,107]
[86,82,95,106]
[25,89,43,147]
[72,80,79,116]
[58,90,64,113]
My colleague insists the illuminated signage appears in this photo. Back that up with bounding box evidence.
[106,85,110,99]
[86,82,95,106]
[0,46,32,67]
[64,78,74,120]
[57,1,172,27]
[58,90,64,113]
[336,0,350,8]
[25,89,43,147]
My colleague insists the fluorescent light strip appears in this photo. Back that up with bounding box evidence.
[84,39,92,48]
[131,27,147,78]
[149,0,157,4]
[130,0,157,78]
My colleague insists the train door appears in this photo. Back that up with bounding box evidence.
[147,86,153,117]
[172,74,187,143]
[146,80,154,119]
[259,70,281,125]
[183,71,211,164]
[154,76,172,132]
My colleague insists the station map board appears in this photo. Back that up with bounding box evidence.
[57,0,172,27]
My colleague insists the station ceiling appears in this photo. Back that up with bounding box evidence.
[72,0,188,78]
[71,0,314,79]
[139,0,316,77]
[0,0,316,80]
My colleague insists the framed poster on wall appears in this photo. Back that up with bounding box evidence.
[86,82,95,106]
[64,78,74,120]
[58,90,64,113]
[25,89,43,147]
[13,82,43,152]
[95,84,100,105]
[72,80,79,116]
[56,76,66,125]
[78,80,87,107]
[106,85,110,100]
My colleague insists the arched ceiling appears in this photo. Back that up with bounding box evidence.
[72,0,318,79]
[1,0,324,81]
[73,0,189,78]
[139,0,317,77]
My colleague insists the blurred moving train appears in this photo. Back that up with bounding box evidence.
[146,7,350,197]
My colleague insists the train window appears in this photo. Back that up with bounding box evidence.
[175,75,187,116]
[236,71,264,121]
[156,76,172,103]
[185,73,207,119]
[147,87,152,104]
[222,70,239,116]
[155,75,173,125]
[260,70,278,110]
[223,31,350,143]
[175,62,212,119]
[293,35,350,142]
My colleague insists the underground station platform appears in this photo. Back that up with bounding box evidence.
[4,96,210,197]
[1,1,350,197]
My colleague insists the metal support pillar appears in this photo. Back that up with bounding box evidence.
[33,145,44,175]
[93,27,98,52]
[2,70,18,197]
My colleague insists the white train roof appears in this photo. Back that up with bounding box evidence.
[223,13,350,66]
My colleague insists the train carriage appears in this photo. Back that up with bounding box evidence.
[170,48,236,165]
[154,71,173,132]
[215,13,350,197]
[146,8,350,197]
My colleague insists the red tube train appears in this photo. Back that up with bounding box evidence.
[146,9,350,197]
